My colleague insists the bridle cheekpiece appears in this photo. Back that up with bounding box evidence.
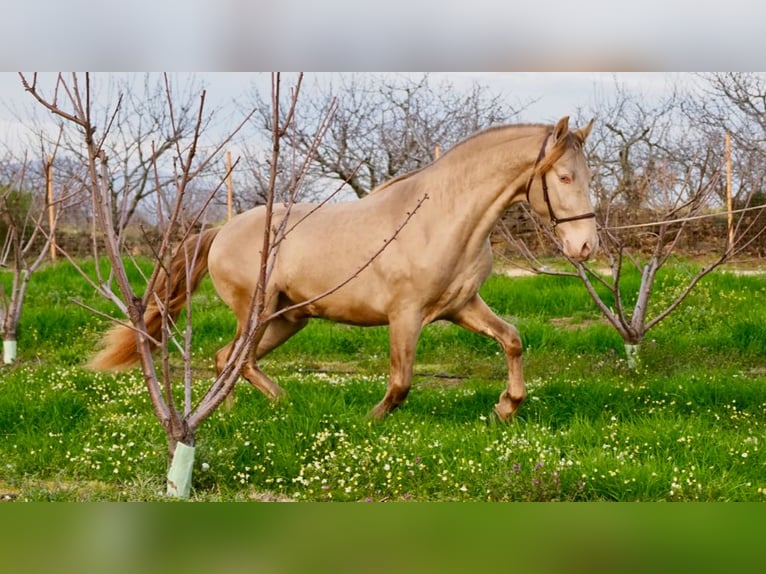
[524,132,596,229]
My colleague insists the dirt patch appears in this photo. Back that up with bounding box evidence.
[502,267,536,277]
[549,317,607,331]
[726,269,766,276]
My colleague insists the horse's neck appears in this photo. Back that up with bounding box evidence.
[426,129,543,237]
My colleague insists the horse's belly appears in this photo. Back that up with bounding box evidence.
[284,290,390,326]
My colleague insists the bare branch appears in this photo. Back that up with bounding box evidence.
[270,193,430,322]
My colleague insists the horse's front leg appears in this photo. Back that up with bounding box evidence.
[369,312,423,420]
[448,294,525,421]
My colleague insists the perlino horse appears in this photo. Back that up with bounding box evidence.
[89,116,598,421]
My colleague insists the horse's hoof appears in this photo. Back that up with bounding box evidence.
[268,386,287,402]
[494,389,525,422]
[493,403,513,422]
[493,398,523,422]
[365,404,389,422]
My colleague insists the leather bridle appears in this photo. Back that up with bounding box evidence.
[524,132,596,229]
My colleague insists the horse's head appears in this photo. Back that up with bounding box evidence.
[525,116,599,262]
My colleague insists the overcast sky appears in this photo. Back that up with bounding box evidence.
[1,72,682,133]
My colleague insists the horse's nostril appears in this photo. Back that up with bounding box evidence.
[580,241,592,261]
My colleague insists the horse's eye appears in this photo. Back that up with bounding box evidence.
[559,175,572,185]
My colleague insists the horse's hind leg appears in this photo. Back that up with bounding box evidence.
[240,362,285,400]
[447,294,525,421]
[243,315,309,399]
[254,316,309,361]
[215,316,308,402]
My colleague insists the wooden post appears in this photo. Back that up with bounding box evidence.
[46,156,56,261]
[226,151,233,221]
[434,145,442,160]
[725,132,733,248]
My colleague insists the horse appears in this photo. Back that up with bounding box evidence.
[89,116,598,421]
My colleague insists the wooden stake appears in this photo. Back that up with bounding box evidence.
[226,151,233,221]
[725,132,733,248]
[46,156,56,261]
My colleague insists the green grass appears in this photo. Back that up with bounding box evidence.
[1,258,766,501]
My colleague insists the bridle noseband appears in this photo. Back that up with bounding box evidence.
[524,132,596,229]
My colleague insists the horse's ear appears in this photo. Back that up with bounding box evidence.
[575,118,595,143]
[553,116,570,142]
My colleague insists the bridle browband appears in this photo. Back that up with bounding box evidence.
[524,132,596,229]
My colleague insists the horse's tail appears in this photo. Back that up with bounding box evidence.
[88,227,220,372]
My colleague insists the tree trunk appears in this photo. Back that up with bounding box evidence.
[166,440,196,499]
[624,342,641,369]
[3,337,17,364]
[166,426,196,499]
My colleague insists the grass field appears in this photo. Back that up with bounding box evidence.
[1,258,765,501]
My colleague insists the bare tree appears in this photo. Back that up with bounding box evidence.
[106,74,209,229]
[21,73,208,232]
[585,80,685,217]
[690,73,766,253]
[504,159,766,367]
[503,80,766,367]
[693,73,766,153]
[242,73,529,203]
[0,137,77,364]
[19,72,264,497]
[19,72,359,499]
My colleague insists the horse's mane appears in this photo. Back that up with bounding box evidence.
[367,122,579,196]
[368,168,426,196]
[535,130,584,174]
